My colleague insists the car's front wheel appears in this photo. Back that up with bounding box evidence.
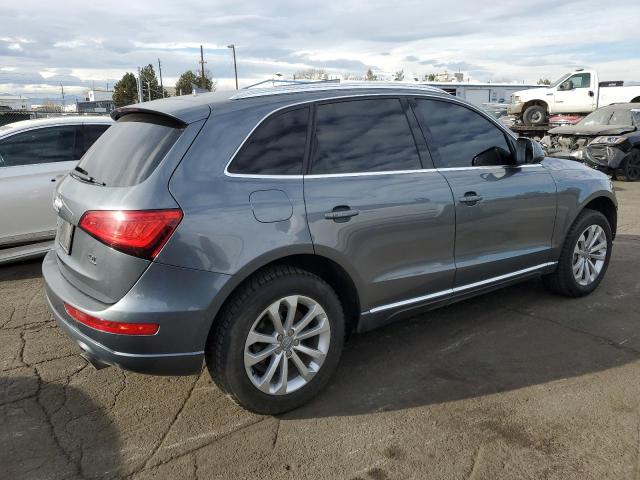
[543,209,612,297]
[206,265,345,414]
[615,149,640,182]
[522,105,547,126]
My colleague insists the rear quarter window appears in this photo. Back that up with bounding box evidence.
[227,107,309,175]
[76,113,183,187]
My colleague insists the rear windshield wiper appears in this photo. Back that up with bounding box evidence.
[71,166,106,186]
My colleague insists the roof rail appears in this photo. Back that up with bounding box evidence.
[244,78,340,89]
[230,81,446,100]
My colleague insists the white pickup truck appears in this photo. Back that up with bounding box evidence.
[509,69,640,125]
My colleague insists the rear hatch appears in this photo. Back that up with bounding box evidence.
[53,109,208,304]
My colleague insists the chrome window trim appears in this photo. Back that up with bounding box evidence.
[366,262,557,314]
[226,164,544,180]
[223,92,527,179]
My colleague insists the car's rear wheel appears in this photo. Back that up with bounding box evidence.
[522,105,547,126]
[615,150,640,182]
[206,265,345,414]
[543,209,612,297]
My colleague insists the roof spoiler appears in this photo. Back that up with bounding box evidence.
[111,106,188,127]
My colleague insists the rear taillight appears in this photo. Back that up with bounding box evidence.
[64,303,159,335]
[78,209,182,260]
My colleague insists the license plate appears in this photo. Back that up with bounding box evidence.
[57,218,74,254]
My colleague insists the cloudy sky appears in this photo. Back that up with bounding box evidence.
[1,0,639,99]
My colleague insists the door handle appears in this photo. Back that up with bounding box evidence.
[459,193,483,205]
[545,93,553,96]
[324,207,360,221]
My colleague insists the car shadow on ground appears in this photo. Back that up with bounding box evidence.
[0,258,43,282]
[286,234,640,420]
[1,375,123,479]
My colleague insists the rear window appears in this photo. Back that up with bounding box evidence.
[76,113,183,187]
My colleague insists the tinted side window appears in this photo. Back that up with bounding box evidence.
[413,99,513,168]
[79,124,110,157]
[0,125,79,167]
[311,98,421,174]
[228,107,309,175]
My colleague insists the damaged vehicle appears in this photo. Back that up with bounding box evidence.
[543,103,640,181]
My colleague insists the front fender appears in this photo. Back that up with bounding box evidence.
[544,158,617,257]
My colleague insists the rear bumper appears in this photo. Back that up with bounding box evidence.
[42,250,232,375]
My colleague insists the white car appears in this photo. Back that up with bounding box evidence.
[509,69,640,125]
[0,116,113,263]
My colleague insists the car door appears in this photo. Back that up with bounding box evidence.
[411,97,557,287]
[304,97,456,313]
[553,73,595,113]
[0,124,81,246]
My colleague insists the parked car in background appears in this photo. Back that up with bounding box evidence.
[0,116,113,263]
[543,103,640,181]
[43,84,617,414]
[509,69,640,125]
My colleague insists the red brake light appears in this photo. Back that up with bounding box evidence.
[64,303,159,335]
[78,209,182,260]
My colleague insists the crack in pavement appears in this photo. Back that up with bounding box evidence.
[504,305,640,358]
[33,367,85,479]
[271,418,281,452]
[132,417,269,478]
[467,445,484,480]
[139,374,200,472]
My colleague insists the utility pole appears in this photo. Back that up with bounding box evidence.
[158,58,164,97]
[199,45,207,89]
[137,67,143,103]
[227,44,238,90]
[60,83,65,108]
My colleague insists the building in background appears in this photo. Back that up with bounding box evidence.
[77,89,114,114]
[86,89,113,102]
[0,95,30,110]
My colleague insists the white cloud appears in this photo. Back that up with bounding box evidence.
[0,0,638,97]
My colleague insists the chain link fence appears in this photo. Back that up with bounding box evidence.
[0,110,111,127]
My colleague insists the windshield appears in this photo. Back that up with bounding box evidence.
[549,73,572,88]
[632,110,640,126]
[579,108,635,127]
[579,109,613,126]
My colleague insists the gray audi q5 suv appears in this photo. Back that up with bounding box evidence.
[43,83,617,413]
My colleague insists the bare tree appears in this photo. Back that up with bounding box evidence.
[393,69,405,81]
[293,68,329,80]
[342,72,364,81]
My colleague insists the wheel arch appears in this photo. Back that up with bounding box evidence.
[579,194,618,240]
[522,99,549,113]
[207,251,364,342]
[630,96,640,103]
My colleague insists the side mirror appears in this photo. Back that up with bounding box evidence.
[516,137,545,164]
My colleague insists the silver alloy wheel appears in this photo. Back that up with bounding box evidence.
[572,224,608,286]
[244,295,331,395]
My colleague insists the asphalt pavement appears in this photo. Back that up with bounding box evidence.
[2,181,639,480]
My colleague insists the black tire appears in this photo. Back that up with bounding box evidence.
[543,209,613,297]
[206,265,345,414]
[522,105,547,126]
[614,149,640,182]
